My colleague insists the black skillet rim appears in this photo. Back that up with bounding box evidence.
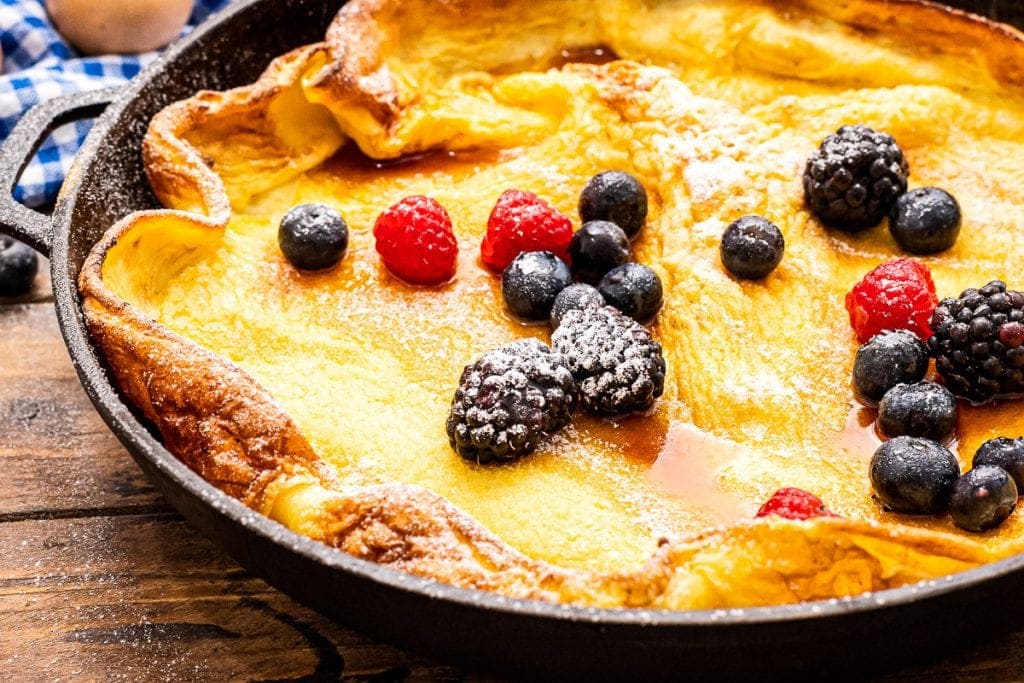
[45,0,1024,635]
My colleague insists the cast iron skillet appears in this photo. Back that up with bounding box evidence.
[2,0,1024,678]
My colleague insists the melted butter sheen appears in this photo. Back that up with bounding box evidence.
[107,10,1024,571]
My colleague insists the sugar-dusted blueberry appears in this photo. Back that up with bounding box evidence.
[853,330,930,402]
[877,382,958,442]
[949,465,1018,532]
[279,203,349,270]
[719,215,784,280]
[597,262,663,322]
[888,187,961,255]
[973,437,1024,490]
[501,250,573,321]
[549,283,604,330]
[568,220,630,284]
[578,171,648,239]
[0,235,39,296]
[870,436,959,514]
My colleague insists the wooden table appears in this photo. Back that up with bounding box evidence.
[2,270,1023,681]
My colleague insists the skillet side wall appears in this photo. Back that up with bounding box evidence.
[47,0,1024,678]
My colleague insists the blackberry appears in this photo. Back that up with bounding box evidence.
[719,215,784,280]
[549,283,604,330]
[803,125,909,231]
[568,221,630,284]
[0,236,38,296]
[929,281,1024,402]
[973,437,1024,490]
[446,339,577,464]
[578,171,648,239]
[279,203,348,270]
[888,187,961,255]
[598,263,663,322]
[501,251,573,321]
[877,382,958,442]
[869,436,959,514]
[853,330,930,402]
[949,466,1018,533]
[551,306,665,416]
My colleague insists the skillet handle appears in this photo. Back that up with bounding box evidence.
[0,87,120,257]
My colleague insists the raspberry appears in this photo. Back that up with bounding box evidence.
[845,258,938,343]
[481,189,573,272]
[756,488,835,520]
[373,195,458,285]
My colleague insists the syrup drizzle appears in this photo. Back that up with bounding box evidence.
[646,422,756,525]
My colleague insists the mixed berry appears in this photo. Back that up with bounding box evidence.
[373,195,458,285]
[278,203,349,271]
[845,258,938,343]
[0,235,38,296]
[888,187,961,255]
[501,250,573,321]
[756,488,835,521]
[482,189,573,272]
[719,215,785,281]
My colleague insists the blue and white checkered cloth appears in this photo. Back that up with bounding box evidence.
[0,0,233,208]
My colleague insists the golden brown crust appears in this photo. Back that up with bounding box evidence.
[80,0,1024,609]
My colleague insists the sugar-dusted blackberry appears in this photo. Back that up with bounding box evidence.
[0,235,39,296]
[598,263,663,322]
[501,251,573,321]
[568,220,630,284]
[551,305,665,416]
[719,215,784,280]
[870,436,959,514]
[446,339,577,464]
[929,280,1024,402]
[853,330,930,402]
[888,187,961,255]
[803,125,909,232]
[578,171,648,239]
[973,437,1024,490]
[949,466,1018,532]
[877,382,958,442]
[549,283,604,330]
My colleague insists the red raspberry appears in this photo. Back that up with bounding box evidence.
[481,189,573,272]
[756,488,836,520]
[374,196,458,285]
[845,258,938,343]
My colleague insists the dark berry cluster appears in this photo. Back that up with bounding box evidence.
[496,171,663,324]
[803,125,961,254]
[847,278,1023,532]
[445,171,669,465]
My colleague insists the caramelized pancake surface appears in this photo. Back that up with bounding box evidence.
[80,0,1024,606]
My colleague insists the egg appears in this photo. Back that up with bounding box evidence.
[45,0,194,55]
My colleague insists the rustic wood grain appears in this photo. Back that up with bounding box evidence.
[2,293,1024,680]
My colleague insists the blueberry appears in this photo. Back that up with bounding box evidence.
[502,251,573,321]
[973,437,1024,490]
[597,262,663,322]
[278,203,349,270]
[877,382,958,442]
[949,465,1017,532]
[549,283,604,330]
[870,436,960,514]
[0,235,39,296]
[853,330,930,401]
[719,215,784,280]
[578,171,648,239]
[888,187,961,255]
[568,221,630,284]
